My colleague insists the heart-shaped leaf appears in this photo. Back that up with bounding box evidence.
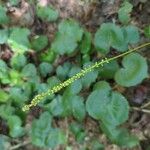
[94,23,127,54]
[115,53,148,87]
[51,19,83,54]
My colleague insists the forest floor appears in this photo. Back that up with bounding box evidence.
[0,0,150,150]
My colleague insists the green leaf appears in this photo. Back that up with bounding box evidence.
[93,81,111,92]
[51,19,83,54]
[68,79,82,94]
[71,96,86,121]
[10,54,27,70]
[122,25,140,44]
[45,128,66,148]
[68,66,82,93]
[115,53,148,87]
[99,60,119,79]
[39,49,56,63]
[103,92,129,126]
[0,104,15,120]
[22,63,37,78]
[0,5,9,24]
[0,29,9,44]
[0,90,9,103]
[86,89,110,120]
[100,123,139,148]
[86,89,129,126]
[36,5,59,22]
[144,25,150,38]
[94,23,126,54]
[47,76,61,89]
[39,62,53,77]
[69,122,86,143]
[31,111,66,148]
[80,30,91,54]
[45,95,64,116]
[8,28,31,53]
[118,1,133,24]
[31,112,52,147]
[56,62,71,80]
[82,62,98,88]
[31,35,48,51]
[9,69,23,86]
[9,87,28,104]
[8,115,24,138]
[0,60,10,84]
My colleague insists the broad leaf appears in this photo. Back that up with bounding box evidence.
[115,53,148,87]
[8,28,31,53]
[45,128,66,148]
[39,62,53,77]
[99,60,119,79]
[86,89,129,126]
[118,1,133,24]
[8,115,24,138]
[36,5,59,22]
[0,5,9,24]
[122,25,140,44]
[0,60,10,84]
[94,23,127,54]
[0,90,9,103]
[71,96,86,121]
[10,54,27,70]
[82,62,98,88]
[51,19,83,54]
[100,123,139,148]
[31,35,48,51]
[31,111,66,148]
[56,62,71,80]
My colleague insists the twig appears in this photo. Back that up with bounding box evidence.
[141,100,150,109]
[9,140,30,150]
[132,107,150,114]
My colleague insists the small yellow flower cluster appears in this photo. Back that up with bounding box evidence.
[22,58,109,111]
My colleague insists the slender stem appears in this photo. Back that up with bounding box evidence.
[132,107,150,114]
[9,140,30,150]
[22,42,150,111]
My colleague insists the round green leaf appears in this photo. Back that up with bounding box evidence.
[31,35,48,51]
[115,53,148,87]
[8,115,24,138]
[118,1,133,24]
[122,25,140,44]
[99,60,119,79]
[104,92,129,126]
[0,90,9,103]
[36,5,59,22]
[94,23,126,54]
[8,28,31,53]
[10,54,27,70]
[39,62,53,77]
[86,89,110,120]
[51,19,83,54]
